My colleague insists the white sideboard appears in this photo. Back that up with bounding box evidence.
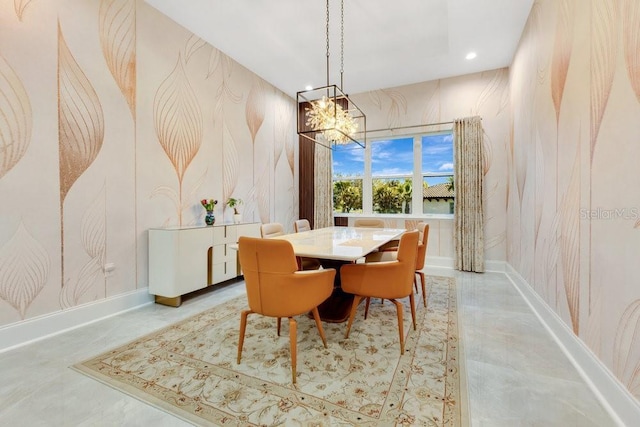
[148,222,260,306]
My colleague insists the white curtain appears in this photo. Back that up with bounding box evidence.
[453,116,484,272]
[314,143,333,229]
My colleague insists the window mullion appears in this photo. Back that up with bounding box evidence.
[412,135,422,215]
[363,140,373,214]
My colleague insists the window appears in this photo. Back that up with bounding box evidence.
[332,130,454,215]
[332,141,364,213]
[421,133,454,215]
[371,137,413,214]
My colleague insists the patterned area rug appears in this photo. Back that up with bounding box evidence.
[74,276,460,426]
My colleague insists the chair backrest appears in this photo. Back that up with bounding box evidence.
[238,236,299,314]
[395,230,420,293]
[417,222,429,244]
[354,218,384,228]
[415,223,429,270]
[260,222,285,238]
[294,219,311,233]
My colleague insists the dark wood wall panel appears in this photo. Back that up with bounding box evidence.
[299,136,315,229]
[334,216,348,226]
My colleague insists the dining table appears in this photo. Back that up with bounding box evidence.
[271,226,405,323]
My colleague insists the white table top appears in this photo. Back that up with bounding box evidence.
[271,226,405,261]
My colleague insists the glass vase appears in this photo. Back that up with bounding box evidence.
[205,210,215,226]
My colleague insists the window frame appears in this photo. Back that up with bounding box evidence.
[332,129,454,216]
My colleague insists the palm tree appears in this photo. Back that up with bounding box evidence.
[446,176,454,192]
[398,179,412,213]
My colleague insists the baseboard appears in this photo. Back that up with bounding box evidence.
[425,256,454,268]
[425,257,505,273]
[505,264,640,427]
[0,288,154,353]
[484,260,506,272]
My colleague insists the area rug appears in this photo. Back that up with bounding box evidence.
[73,275,460,426]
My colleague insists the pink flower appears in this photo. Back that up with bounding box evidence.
[200,199,218,211]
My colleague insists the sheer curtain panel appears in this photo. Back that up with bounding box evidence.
[453,116,484,272]
[314,144,333,229]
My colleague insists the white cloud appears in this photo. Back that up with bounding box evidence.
[346,147,365,162]
[374,168,413,176]
[439,163,453,171]
[371,139,413,167]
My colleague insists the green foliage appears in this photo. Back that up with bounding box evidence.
[333,178,362,213]
[226,198,243,214]
[398,180,412,212]
[446,176,455,192]
[334,177,418,214]
[373,181,400,213]
[372,178,413,214]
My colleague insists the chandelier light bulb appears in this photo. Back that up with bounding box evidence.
[305,95,358,144]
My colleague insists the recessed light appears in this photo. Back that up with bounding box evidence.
[305,85,313,91]
[465,52,477,60]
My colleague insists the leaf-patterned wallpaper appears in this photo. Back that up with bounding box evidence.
[0,0,297,326]
[509,0,640,402]
[13,0,35,21]
[351,69,510,262]
[99,0,136,119]
[152,54,203,225]
[11,2,637,408]
[58,20,106,288]
[0,222,49,318]
[0,55,32,180]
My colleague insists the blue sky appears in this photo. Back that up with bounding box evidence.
[332,133,454,180]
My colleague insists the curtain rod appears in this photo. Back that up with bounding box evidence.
[365,117,482,134]
[365,121,454,134]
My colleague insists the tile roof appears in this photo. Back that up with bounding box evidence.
[422,183,454,199]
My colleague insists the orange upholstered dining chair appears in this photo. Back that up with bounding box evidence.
[414,222,429,307]
[294,219,312,232]
[260,222,285,238]
[237,236,335,383]
[353,218,385,228]
[354,218,399,252]
[340,230,419,354]
[364,223,430,307]
[292,219,322,270]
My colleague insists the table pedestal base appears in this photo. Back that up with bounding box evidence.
[316,287,354,323]
[312,259,357,323]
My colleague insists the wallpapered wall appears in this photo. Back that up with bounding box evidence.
[351,68,510,262]
[6,0,637,404]
[508,0,640,401]
[0,0,298,327]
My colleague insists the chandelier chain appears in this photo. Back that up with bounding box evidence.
[298,0,364,148]
[340,0,345,90]
[325,0,330,86]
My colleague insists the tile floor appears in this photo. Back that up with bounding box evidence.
[0,268,617,426]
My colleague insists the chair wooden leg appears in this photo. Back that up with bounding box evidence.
[364,297,371,319]
[345,295,363,338]
[311,307,328,348]
[288,317,297,384]
[409,293,417,331]
[277,317,282,336]
[391,299,405,354]
[414,274,419,293]
[418,272,426,307]
[237,309,253,364]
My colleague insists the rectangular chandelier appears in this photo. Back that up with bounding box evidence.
[297,84,366,149]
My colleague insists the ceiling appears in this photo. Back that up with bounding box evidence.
[145,0,534,98]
